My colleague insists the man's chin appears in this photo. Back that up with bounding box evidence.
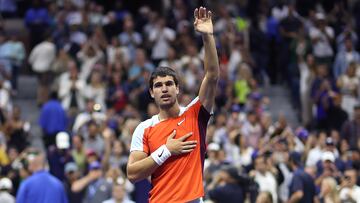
[159,102,175,110]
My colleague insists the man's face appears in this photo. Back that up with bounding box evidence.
[113,184,125,201]
[344,170,357,187]
[255,157,266,173]
[88,124,98,137]
[150,76,179,110]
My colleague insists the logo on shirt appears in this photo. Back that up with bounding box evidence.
[177,118,186,126]
[158,149,164,157]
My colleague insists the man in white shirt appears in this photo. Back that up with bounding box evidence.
[252,155,278,203]
[149,17,176,65]
[309,13,334,64]
[28,34,56,106]
[340,168,360,203]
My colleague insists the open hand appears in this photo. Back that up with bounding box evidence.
[166,130,197,155]
[194,7,213,34]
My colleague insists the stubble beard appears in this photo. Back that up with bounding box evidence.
[158,98,176,110]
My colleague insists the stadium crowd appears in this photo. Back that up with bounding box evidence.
[0,0,359,203]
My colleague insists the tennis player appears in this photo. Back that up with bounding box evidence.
[127,7,219,203]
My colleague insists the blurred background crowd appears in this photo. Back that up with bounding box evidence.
[0,0,359,203]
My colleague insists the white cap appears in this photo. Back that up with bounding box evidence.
[56,132,70,149]
[316,13,326,20]
[207,143,220,151]
[0,178,12,190]
[321,151,335,162]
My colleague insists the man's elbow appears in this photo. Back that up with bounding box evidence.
[291,191,304,202]
[126,168,142,183]
[127,173,138,183]
[206,69,219,81]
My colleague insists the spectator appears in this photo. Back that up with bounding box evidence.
[47,132,74,181]
[104,167,134,200]
[313,77,337,130]
[319,177,340,203]
[204,143,226,183]
[58,61,87,112]
[0,35,25,92]
[102,183,135,203]
[83,121,104,156]
[102,12,122,42]
[158,47,182,71]
[336,62,359,118]
[306,134,327,168]
[288,152,316,203]
[278,3,302,84]
[333,37,360,79]
[326,95,348,131]
[103,138,128,170]
[207,166,245,203]
[16,149,68,203]
[63,162,85,203]
[315,151,340,186]
[127,48,154,92]
[298,54,316,127]
[0,177,15,203]
[0,33,12,81]
[252,156,278,203]
[241,110,262,149]
[3,105,30,151]
[70,135,86,174]
[71,161,112,203]
[0,0,17,18]
[341,105,360,149]
[309,13,334,65]
[106,72,129,114]
[72,99,106,134]
[39,92,68,149]
[339,168,360,203]
[84,70,106,111]
[106,37,129,67]
[233,63,252,106]
[148,17,176,65]
[28,33,56,106]
[24,0,51,48]
[335,25,358,51]
[0,78,11,112]
[119,15,142,61]
[52,49,73,77]
[76,42,104,81]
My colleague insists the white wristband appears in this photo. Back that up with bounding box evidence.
[151,145,171,166]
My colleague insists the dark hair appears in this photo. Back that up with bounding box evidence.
[50,91,58,100]
[149,67,179,90]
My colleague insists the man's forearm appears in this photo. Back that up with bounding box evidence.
[202,34,219,79]
[127,156,159,183]
[288,191,303,203]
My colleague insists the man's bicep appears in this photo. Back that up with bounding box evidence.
[130,122,150,154]
[128,151,148,165]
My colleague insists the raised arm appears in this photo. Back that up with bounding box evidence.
[195,7,219,112]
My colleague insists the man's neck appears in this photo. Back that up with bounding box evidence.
[115,199,123,203]
[158,103,180,121]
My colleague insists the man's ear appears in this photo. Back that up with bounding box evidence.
[149,88,154,98]
[176,85,179,95]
